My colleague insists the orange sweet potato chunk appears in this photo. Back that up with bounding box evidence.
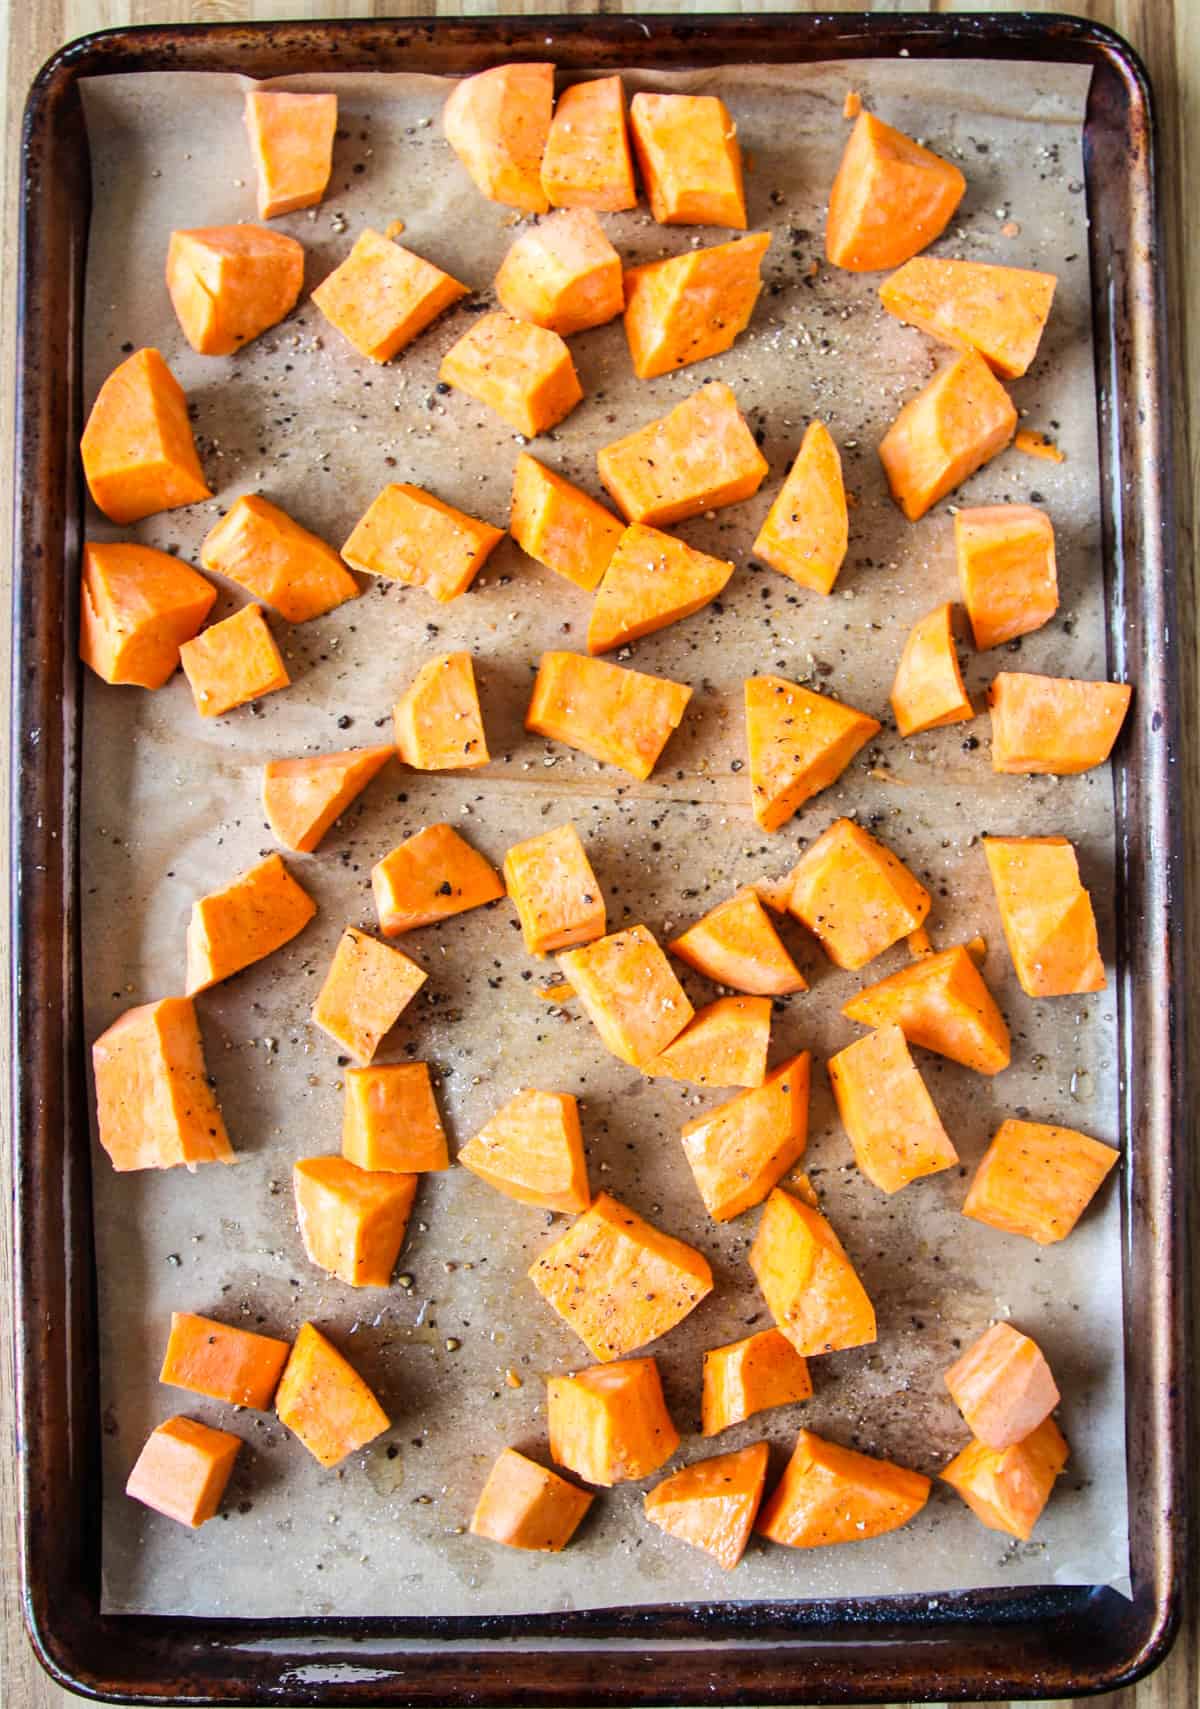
[879,351,1017,521]
[126,1416,241,1528]
[92,997,233,1172]
[342,1063,449,1174]
[372,822,504,936]
[440,311,583,437]
[510,454,623,591]
[179,603,290,717]
[942,1416,1068,1539]
[623,233,770,379]
[81,348,210,524]
[80,541,216,690]
[963,1118,1119,1245]
[670,889,806,996]
[160,1312,290,1410]
[342,482,504,603]
[983,835,1105,997]
[644,1441,769,1569]
[311,926,427,1064]
[681,1053,810,1222]
[311,228,469,362]
[443,63,554,213]
[496,208,623,335]
[828,1023,959,1194]
[559,924,692,1068]
[394,651,489,771]
[757,1428,931,1546]
[470,1448,593,1550]
[201,495,358,623]
[459,1087,590,1214]
[945,1321,1060,1450]
[293,1155,418,1287]
[504,821,606,957]
[598,381,767,526]
[587,524,733,655]
[749,1188,876,1356]
[186,853,316,994]
[702,1328,812,1436]
[262,745,393,854]
[988,672,1132,775]
[880,256,1057,379]
[646,996,771,1090]
[166,225,304,356]
[275,1321,390,1467]
[527,651,691,780]
[826,111,965,272]
[244,90,337,219]
[628,92,746,229]
[891,602,973,736]
[788,818,929,970]
[842,945,1011,1076]
[542,75,637,212]
[752,421,848,595]
[955,505,1058,650]
[529,1192,714,1361]
[745,681,880,834]
[548,1356,680,1483]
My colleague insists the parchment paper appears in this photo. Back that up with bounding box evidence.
[79,54,1130,1619]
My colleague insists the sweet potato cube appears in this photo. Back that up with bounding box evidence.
[788,818,929,970]
[496,208,623,335]
[244,90,337,218]
[541,76,636,212]
[598,381,767,526]
[311,228,469,362]
[440,311,583,437]
[166,224,304,356]
[826,111,965,272]
[670,889,806,996]
[646,996,771,1090]
[702,1329,812,1436]
[262,745,393,854]
[983,835,1105,997]
[126,1416,241,1529]
[879,256,1057,380]
[752,421,848,595]
[201,495,358,623]
[745,680,880,834]
[623,233,769,379]
[558,924,692,1068]
[945,1321,1060,1450]
[341,482,504,604]
[504,821,606,957]
[828,1024,959,1193]
[587,523,734,655]
[442,63,553,214]
[682,1053,810,1222]
[470,1448,593,1550]
[628,92,746,229]
[179,604,289,718]
[891,602,973,736]
[342,1063,449,1174]
[942,1417,1068,1539]
[459,1087,590,1214]
[644,1441,768,1570]
[372,822,504,936]
[527,651,692,780]
[186,853,316,994]
[842,945,1011,1076]
[956,509,1058,655]
[880,351,1017,521]
[529,1191,714,1361]
[160,1312,290,1410]
[311,926,427,1064]
[757,1428,931,1546]
[548,1356,680,1484]
[80,541,216,690]
[394,651,489,771]
[293,1155,417,1287]
[988,672,1132,775]
[749,1188,876,1356]
[963,1119,1119,1245]
[275,1321,389,1467]
[92,996,233,1172]
[510,454,623,592]
[81,348,210,524]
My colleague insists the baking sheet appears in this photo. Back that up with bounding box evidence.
[78,55,1130,1618]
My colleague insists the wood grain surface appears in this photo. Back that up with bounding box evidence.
[2,3,1194,1706]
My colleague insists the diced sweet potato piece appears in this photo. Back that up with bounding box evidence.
[702,1328,812,1436]
[126,1416,241,1528]
[826,111,964,272]
[262,745,393,854]
[275,1321,389,1467]
[310,926,427,1064]
[1015,428,1065,462]
[955,504,1059,650]
[293,1155,418,1287]
[828,1024,959,1193]
[80,541,216,689]
[880,351,1018,521]
[244,90,337,219]
[988,672,1132,775]
[510,454,623,592]
[879,256,1057,379]
[372,822,504,936]
[598,380,767,526]
[440,311,583,437]
[644,1441,768,1569]
[470,1448,593,1550]
[942,1417,1068,1539]
[179,603,289,717]
[945,1321,1060,1450]
[92,997,233,1172]
[342,1063,449,1174]
[443,63,554,213]
[669,889,806,996]
[160,1312,290,1410]
[201,495,358,623]
[623,233,770,379]
[527,651,691,779]
[646,996,771,1090]
[459,1088,590,1214]
[558,924,693,1067]
[394,651,489,771]
[757,1428,930,1546]
[548,1356,680,1484]
[495,208,623,335]
[587,523,734,654]
[166,225,304,356]
[745,680,880,834]
[963,1118,1119,1245]
[541,76,637,211]
[628,92,746,228]
[983,835,1105,997]
[529,1192,713,1361]
[81,348,210,524]
[186,853,316,994]
[787,818,929,970]
[751,421,848,595]
[891,602,973,736]
[749,1188,876,1356]
[842,945,1010,1075]
[342,482,504,604]
[681,1053,810,1222]
[504,821,606,957]
[311,228,469,362]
